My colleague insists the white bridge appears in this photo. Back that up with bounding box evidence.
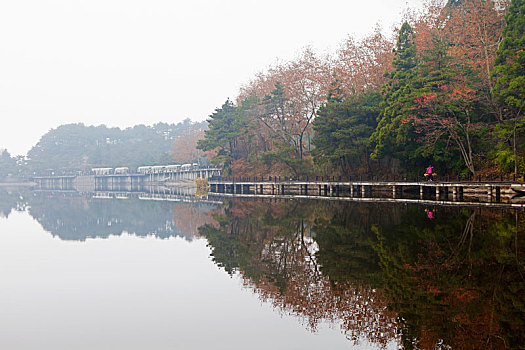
[33,165,222,192]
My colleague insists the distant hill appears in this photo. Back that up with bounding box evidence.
[26,120,207,174]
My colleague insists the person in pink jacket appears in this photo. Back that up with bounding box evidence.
[425,165,434,181]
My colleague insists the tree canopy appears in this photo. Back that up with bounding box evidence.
[198,0,520,179]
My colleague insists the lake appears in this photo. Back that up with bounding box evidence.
[0,188,523,349]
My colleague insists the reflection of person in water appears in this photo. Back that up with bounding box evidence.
[425,208,435,219]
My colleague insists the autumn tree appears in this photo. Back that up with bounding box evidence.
[409,38,483,176]
[334,25,394,95]
[403,0,509,175]
[171,128,206,164]
[412,0,508,109]
[283,48,331,160]
[444,0,509,116]
[233,48,331,175]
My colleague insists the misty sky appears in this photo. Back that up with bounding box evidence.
[0,0,425,156]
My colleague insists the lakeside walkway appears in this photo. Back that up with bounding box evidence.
[208,178,525,205]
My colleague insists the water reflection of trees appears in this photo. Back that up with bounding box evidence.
[26,192,217,241]
[198,199,524,349]
[375,208,525,349]
[0,188,28,218]
[199,199,399,346]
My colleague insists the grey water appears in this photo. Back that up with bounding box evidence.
[0,188,523,349]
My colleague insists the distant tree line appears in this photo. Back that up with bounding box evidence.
[198,0,525,179]
[20,119,206,175]
[0,149,19,180]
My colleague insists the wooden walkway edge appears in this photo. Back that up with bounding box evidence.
[209,180,525,205]
[208,192,525,209]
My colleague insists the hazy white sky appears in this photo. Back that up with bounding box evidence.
[0,0,425,156]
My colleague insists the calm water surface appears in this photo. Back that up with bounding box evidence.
[0,189,523,349]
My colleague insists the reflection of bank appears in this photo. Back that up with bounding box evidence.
[371,207,524,349]
[26,190,220,242]
[199,198,525,349]
[199,199,399,346]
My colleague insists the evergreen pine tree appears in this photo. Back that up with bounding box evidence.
[492,0,525,174]
[371,22,419,163]
[197,99,246,166]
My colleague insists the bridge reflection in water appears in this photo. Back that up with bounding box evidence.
[33,171,223,209]
[34,184,221,206]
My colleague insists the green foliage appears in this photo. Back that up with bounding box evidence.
[445,0,464,6]
[493,148,523,173]
[314,203,383,288]
[371,22,419,162]
[409,36,485,176]
[493,0,525,114]
[492,0,525,173]
[261,144,313,177]
[197,99,249,168]
[262,82,288,127]
[313,92,381,175]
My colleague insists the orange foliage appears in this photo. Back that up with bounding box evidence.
[172,128,206,163]
[238,48,332,163]
[411,0,508,115]
[334,25,394,95]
